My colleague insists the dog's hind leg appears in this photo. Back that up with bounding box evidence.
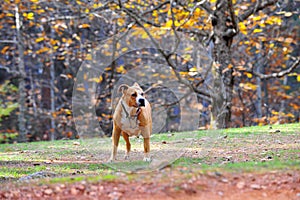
[122,132,131,160]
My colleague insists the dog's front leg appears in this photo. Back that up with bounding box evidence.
[109,125,121,162]
[143,137,151,162]
[122,132,131,160]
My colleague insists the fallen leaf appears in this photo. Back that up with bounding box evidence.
[43,189,53,195]
[250,184,261,190]
[236,181,245,189]
[73,141,80,146]
[70,187,78,195]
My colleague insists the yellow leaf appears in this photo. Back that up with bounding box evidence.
[65,109,72,115]
[244,72,253,78]
[141,32,149,39]
[259,21,266,27]
[266,16,282,25]
[27,12,34,20]
[93,3,98,9]
[35,37,44,43]
[285,113,295,118]
[36,47,50,54]
[271,110,279,115]
[297,75,300,82]
[253,29,262,33]
[183,54,191,60]
[189,67,197,72]
[89,77,103,83]
[116,65,126,73]
[269,43,275,48]
[76,87,85,92]
[165,20,173,28]
[238,22,247,35]
[121,47,128,52]
[6,13,14,17]
[281,85,291,90]
[194,8,204,17]
[160,74,167,79]
[1,46,10,54]
[117,18,125,26]
[86,54,92,60]
[180,71,189,76]
[79,24,90,28]
[240,83,257,90]
[75,35,81,41]
[253,16,261,21]
[67,38,73,44]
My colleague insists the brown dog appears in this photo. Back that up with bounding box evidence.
[109,82,152,162]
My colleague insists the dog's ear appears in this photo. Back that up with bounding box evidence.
[118,84,129,94]
[133,82,141,89]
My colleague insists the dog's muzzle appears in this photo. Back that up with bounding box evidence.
[138,98,145,107]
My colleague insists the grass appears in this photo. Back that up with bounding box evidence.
[174,156,300,173]
[0,123,299,184]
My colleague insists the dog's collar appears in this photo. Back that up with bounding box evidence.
[121,101,141,119]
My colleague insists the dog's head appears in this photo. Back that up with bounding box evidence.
[118,82,146,107]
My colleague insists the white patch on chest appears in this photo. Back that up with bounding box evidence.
[120,101,140,136]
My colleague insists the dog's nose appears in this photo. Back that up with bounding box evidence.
[138,98,145,107]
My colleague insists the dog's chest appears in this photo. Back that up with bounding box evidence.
[120,106,141,136]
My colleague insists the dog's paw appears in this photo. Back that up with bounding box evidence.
[108,157,116,163]
[143,156,151,162]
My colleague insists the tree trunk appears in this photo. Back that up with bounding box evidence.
[15,5,27,142]
[210,0,235,129]
[256,67,263,119]
[50,28,56,141]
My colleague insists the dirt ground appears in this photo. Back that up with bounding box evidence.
[1,168,299,200]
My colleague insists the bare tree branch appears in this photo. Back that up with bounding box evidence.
[0,66,21,75]
[118,1,161,27]
[176,27,208,38]
[176,0,207,28]
[119,2,211,99]
[43,1,113,23]
[0,40,17,44]
[238,0,278,22]
[142,1,170,15]
[227,0,237,30]
[254,57,300,80]
[178,0,214,16]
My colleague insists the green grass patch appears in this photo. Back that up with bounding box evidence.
[174,157,300,173]
[0,165,48,179]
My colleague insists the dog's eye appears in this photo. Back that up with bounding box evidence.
[131,93,137,97]
[140,93,144,96]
